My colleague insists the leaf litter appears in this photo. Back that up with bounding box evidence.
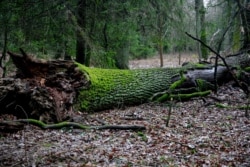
[1,55,250,166]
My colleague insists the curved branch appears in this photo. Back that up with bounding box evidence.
[2,119,146,131]
[185,32,249,95]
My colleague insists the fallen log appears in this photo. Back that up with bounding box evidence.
[0,49,250,125]
[0,119,146,131]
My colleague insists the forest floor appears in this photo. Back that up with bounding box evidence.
[1,53,250,167]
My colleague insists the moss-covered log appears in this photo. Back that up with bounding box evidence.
[75,64,231,111]
[1,49,250,123]
[75,63,181,111]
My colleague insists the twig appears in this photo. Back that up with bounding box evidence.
[165,101,173,127]
[246,95,250,119]
[185,32,230,71]
[95,125,146,130]
[0,93,8,102]
[121,117,146,121]
[0,53,6,78]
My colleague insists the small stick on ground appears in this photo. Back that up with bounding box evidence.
[165,100,173,127]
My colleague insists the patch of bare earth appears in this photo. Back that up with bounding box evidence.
[129,53,198,69]
[1,54,250,166]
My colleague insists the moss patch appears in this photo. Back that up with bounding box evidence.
[75,63,181,111]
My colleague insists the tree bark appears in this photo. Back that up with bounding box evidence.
[195,0,208,60]
[76,0,87,64]
[241,0,250,50]
[1,49,250,123]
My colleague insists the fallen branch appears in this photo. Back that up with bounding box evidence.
[216,103,250,110]
[1,119,146,131]
[185,32,249,95]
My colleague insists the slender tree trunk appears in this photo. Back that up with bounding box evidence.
[76,0,87,64]
[200,0,208,60]
[103,22,108,51]
[195,0,201,61]
[240,0,250,50]
[158,15,164,67]
[150,0,164,67]
[1,26,8,77]
[159,42,164,67]
[195,0,208,60]
[2,27,7,60]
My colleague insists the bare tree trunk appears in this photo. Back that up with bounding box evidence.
[200,0,208,60]
[159,42,164,67]
[158,15,164,67]
[76,0,87,64]
[195,0,202,61]
[195,0,208,60]
[240,0,250,50]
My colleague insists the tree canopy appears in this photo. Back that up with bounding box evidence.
[0,0,249,72]
[0,0,248,71]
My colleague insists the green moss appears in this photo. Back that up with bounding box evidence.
[157,90,211,102]
[244,67,250,72]
[183,63,210,69]
[195,79,214,91]
[137,131,148,142]
[74,62,214,111]
[215,103,250,110]
[155,71,211,102]
[156,94,170,102]
[170,90,211,100]
[169,71,186,91]
[194,63,207,69]
[75,63,181,111]
[17,119,91,129]
[76,63,135,110]
[156,71,186,102]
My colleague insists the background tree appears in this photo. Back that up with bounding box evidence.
[144,0,185,67]
[237,0,250,50]
[195,0,208,60]
[1,0,247,70]
[206,0,241,54]
[76,0,87,65]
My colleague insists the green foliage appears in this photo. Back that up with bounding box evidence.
[137,131,148,142]
[91,50,117,68]
[0,0,244,68]
[129,35,155,59]
[2,0,186,67]
[195,79,214,91]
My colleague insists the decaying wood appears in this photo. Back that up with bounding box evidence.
[0,120,24,133]
[1,49,89,123]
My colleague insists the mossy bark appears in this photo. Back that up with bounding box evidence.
[75,63,232,111]
[76,63,181,111]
